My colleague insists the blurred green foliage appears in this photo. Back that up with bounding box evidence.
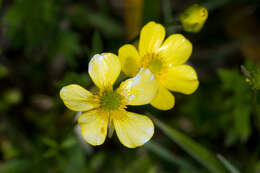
[1,0,260,172]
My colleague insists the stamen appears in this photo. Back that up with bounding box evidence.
[149,59,163,73]
[141,53,164,75]
[100,91,124,111]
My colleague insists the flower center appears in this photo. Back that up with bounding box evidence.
[149,59,163,74]
[141,53,164,75]
[100,91,123,111]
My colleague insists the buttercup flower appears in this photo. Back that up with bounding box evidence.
[60,53,158,148]
[118,21,199,110]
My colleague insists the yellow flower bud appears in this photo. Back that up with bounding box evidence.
[179,4,208,33]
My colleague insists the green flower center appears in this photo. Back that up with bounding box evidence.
[101,91,122,111]
[149,59,163,74]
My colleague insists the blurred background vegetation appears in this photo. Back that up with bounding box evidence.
[1,0,260,172]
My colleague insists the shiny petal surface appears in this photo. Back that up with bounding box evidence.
[151,86,175,110]
[89,53,121,90]
[78,109,109,146]
[118,44,141,77]
[60,84,99,112]
[159,34,192,65]
[139,22,165,56]
[160,65,199,94]
[112,111,154,148]
[117,68,158,105]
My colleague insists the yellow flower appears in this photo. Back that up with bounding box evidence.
[60,53,158,148]
[118,21,199,110]
[179,4,208,33]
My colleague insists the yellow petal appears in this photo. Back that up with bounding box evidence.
[89,53,121,90]
[117,68,158,105]
[139,21,165,56]
[112,110,154,148]
[78,109,109,146]
[160,65,199,94]
[60,84,99,112]
[158,34,192,65]
[118,44,141,77]
[151,86,175,110]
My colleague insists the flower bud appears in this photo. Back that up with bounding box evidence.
[179,4,208,33]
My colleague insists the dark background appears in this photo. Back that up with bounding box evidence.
[0,0,260,172]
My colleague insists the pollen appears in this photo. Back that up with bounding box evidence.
[100,91,123,111]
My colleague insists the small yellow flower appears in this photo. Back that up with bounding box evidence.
[245,78,251,83]
[118,21,199,110]
[179,4,208,33]
[60,53,158,148]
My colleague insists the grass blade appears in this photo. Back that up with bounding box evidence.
[217,155,241,173]
[145,141,200,173]
[152,116,229,173]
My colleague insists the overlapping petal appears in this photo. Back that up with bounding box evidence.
[139,22,165,56]
[158,34,192,65]
[117,68,158,105]
[78,109,109,146]
[60,84,99,112]
[160,65,199,94]
[112,110,154,148]
[118,44,141,77]
[89,53,121,90]
[150,86,175,110]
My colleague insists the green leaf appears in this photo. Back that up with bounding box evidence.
[218,68,253,143]
[217,155,241,173]
[233,105,251,142]
[152,116,229,173]
[61,137,77,149]
[145,141,200,173]
[42,137,58,148]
